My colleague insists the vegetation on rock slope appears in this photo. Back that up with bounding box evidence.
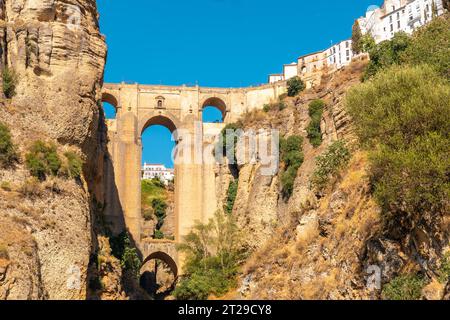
[346,15,450,298]
[174,211,245,300]
[141,178,171,239]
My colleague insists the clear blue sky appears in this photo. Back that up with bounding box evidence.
[98,0,380,167]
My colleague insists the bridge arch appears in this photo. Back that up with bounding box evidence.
[102,92,119,108]
[141,251,178,279]
[201,97,227,122]
[138,111,182,136]
[101,92,119,119]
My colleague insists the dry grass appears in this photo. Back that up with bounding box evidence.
[238,150,382,300]
[19,177,42,197]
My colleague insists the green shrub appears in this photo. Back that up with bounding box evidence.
[360,34,376,53]
[280,135,304,198]
[306,99,325,148]
[363,32,411,80]
[346,65,449,237]
[311,140,351,191]
[0,122,18,168]
[121,244,141,279]
[370,133,449,236]
[173,211,244,300]
[401,16,450,79]
[2,67,17,99]
[287,76,306,97]
[439,252,450,284]
[62,151,83,179]
[109,232,141,279]
[25,141,61,180]
[219,122,243,164]
[154,229,165,240]
[347,65,449,148]
[281,166,298,198]
[225,179,238,214]
[382,274,426,300]
[152,198,167,231]
[262,101,287,113]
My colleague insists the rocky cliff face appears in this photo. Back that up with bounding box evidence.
[216,58,449,300]
[0,0,107,300]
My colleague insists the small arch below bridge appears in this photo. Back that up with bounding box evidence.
[140,241,178,299]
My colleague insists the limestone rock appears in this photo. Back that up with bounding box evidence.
[0,0,106,300]
[422,279,445,300]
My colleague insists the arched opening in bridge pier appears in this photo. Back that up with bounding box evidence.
[101,93,118,120]
[140,251,178,300]
[202,97,227,123]
[141,116,177,242]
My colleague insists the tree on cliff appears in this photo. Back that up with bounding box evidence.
[351,20,363,54]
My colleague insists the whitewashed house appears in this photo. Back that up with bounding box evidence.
[358,0,445,44]
[142,163,174,185]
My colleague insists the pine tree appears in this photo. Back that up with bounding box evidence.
[352,20,363,54]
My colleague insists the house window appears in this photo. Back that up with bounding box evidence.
[398,21,401,29]
[390,24,394,32]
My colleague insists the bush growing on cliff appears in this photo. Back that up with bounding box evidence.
[219,122,243,167]
[225,179,238,214]
[363,16,450,80]
[152,198,168,231]
[346,65,450,238]
[109,231,141,278]
[439,252,450,284]
[2,67,17,99]
[173,211,244,300]
[25,141,61,181]
[263,100,287,113]
[287,76,305,97]
[311,140,351,191]
[400,15,450,79]
[382,274,426,300]
[0,122,18,168]
[61,151,83,179]
[306,99,325,148]
[280,135,304,198]
[363,32,411,80]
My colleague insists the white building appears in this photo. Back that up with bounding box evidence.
[142,163,174,184]
[325,39,353,70]
[283,62,299,81]
[358,0,445,44]
[268,40,354,84]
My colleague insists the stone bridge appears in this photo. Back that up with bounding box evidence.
[101,81,286,273]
